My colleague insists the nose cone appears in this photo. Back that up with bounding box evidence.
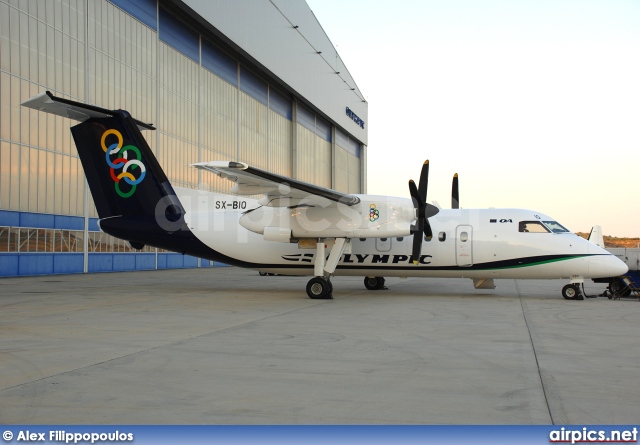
[608,255,629,277]
[589,255,628,278]
[586,240,629,277]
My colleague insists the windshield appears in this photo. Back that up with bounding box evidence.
[543,221,570,233]
[519,221,550,233]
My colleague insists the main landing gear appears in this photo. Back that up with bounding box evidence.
[305,238,349,300]
[562,283,584,300]
[364,276,386,290]
[306,277,333,299]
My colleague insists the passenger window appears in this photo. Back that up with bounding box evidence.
[438,232,446,242]
[460,231,468,242]
[519,221,550,233]
[396,237,404,242]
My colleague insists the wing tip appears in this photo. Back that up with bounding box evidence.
[192,161,248,169]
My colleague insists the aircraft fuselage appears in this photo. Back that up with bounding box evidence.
[175,188,625,281]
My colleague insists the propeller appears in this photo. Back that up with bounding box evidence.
[408,160,440,265]
[452,173,459,209]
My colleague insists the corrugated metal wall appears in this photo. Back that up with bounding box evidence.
[335,146,349,193]
[239,92,268,170]
[201,66,237,194]
[268,110,292,177]
[295,124,331,188]
[0,0,365,277]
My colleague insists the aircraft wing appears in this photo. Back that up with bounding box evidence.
[192,161,361,206]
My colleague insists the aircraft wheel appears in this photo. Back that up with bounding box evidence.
[610,278,631,298]
[364,276,385,290]
[259,271,267,276]
[562,284,582,300]
[306,277,333,299]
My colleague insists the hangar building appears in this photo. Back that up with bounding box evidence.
[0,0,368,276]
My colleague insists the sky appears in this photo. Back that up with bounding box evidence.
[305,0,640,237]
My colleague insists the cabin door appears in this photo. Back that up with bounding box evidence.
[456,225,473,267]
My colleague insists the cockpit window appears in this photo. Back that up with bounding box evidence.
[519,221,550,233]
[543,221,570,233]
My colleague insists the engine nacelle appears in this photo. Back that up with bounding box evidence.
[239,195,416,240]
[263,227,292,242]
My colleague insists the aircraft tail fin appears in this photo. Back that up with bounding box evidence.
[22,92,185,237]
[588,225,605,248]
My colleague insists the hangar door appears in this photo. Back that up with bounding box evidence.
[456,225,473,267]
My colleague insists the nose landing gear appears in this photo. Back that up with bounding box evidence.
[305,238,349,300]
[306,276,333,299]
[562,283,584,300]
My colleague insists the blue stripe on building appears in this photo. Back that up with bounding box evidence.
[0,210,228,277]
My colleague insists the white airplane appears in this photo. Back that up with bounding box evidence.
[23,92,628,300]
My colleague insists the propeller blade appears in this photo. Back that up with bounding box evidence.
[408,179,423,218]
[452,173,459,209]
[417,160,429,203]
[424,219,433,240]
[411,221,424,265]
[408,179,425,264]
[409,163,438,265]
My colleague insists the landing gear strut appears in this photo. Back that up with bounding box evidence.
[364,276,385,290]
[305,238,349,300]
[562,283,584,300]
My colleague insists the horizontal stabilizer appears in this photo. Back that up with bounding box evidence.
[21,91,154,131]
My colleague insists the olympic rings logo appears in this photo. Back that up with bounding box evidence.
[100,129,146,198]
[369,204,380,222]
